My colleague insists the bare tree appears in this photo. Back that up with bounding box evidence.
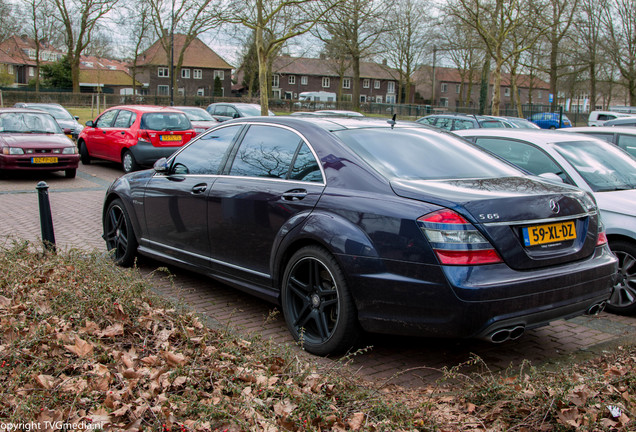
[147,0,225,103]
[445,0,538,115]
[601,0,636,105]
[535,0,579,109]
[22,0,59,91]
[51,0,121,93]
[227,0,339,115]
[317,0,393,110]
[0,3,23,43]
[380,0,431,104]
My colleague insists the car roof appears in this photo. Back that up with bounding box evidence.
[222,115,430,132]
[565,126,636,134]
[106,105,188,113]
[0,107,54,115]
[453,128,601,145]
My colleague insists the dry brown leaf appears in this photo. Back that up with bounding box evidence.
[163,351,187,367]
[173,376,187,387]
[97,323,124,338]
[80,321,100,335]
[140,355,160,366]
[0,295,11,307]
[557,407,581,428]
[64,338,94,357]
[273,400,297,418]
[34,374,57,389]
[347,412,366,431]
[60,377,88,393]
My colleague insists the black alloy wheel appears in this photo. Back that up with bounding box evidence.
[281,246,359,356]
[104,199,138,267]
[607,240,636,315]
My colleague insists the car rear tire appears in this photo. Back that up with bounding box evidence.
[606,240,636,315]
[122,150,138,174]
[79,141,91,165]
[65,168,76,179]
[104,198,138,267]
[549,125,556,130]
[281,245,360,356]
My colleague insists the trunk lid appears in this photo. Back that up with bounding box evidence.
[392,176,600,270]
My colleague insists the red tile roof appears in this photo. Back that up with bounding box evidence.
[273,56,398,80]
[137,34,232,69]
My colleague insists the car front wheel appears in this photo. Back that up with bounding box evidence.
[281,245,360,356]
[104,199,138,267]
[606,240,636,315]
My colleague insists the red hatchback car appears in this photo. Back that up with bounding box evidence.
[0,108,79,178]
[78,105,195,173]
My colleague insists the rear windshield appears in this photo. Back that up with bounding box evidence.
[180,108,214,121]
[30,105,74,121]
[334,128,521,180]
[554,140,636,192]
[140,112,191,131]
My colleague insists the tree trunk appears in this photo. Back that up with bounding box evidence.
[549,30,558,110]
[479,56,490,115]
[589,62,596,111]
[71,55,80,93]
[352,55,360,110]
[490,57,503,115]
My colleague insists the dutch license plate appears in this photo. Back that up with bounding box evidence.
[32,157,58,164]
[523,221,576,246]
[66,134,74,139]
[160,134,182,142]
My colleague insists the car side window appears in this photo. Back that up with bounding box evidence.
[227,107,239,118]
[229,125,303,179]
[418,117,437,126]
[473,137,570,183]
[616,134,636,158]
[171,125,242,175]
[435,118,453,130]
[95,110,118,128]
[289,143,323,182]
[453,119,475,130]
[113,110,136,128]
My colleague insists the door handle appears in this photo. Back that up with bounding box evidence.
[282,189,307,201]
[120,131,125,135]
[191,183,207,194]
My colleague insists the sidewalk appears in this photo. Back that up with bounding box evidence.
[1,163,635,388]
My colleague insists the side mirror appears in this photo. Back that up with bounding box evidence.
[538,172,564,183]
[233,112,241,119]
[153,157,169,173]
[74,116,80,121]
[85,120,94,127]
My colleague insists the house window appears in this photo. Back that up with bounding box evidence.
[272,74,279,88]
[363,79,370,88]
[441,83,448,93]
[193,69,202,79]
[342,94,352,101]
[7,65,13,74]
[374,80,380,89]
[181,69,190,79]
[360,95,367,103]
[28,49,36,60]
[376,95,383,103]
[301,76,308,85]
[440,97,448,107]
[342,78,351,89]
[214,70,224,80]
[386,95,396,104]
[456,84,461,93]
[178,88,185,96]
[387,81,395,93]
[157,85,169,95]
[504,87,510,97]
[197,88,205,96]
[322,77,330,88]
[537,91,543,99]
[288,75,296,85]
[29,67,35,77]
[158,67,169,78]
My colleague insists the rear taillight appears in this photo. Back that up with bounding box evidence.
[138,130,151,143]
[417,209,503,265]
[597,231,608,246]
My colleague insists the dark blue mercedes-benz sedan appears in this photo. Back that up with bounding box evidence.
[102,116,617,355]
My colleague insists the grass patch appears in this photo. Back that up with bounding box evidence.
[0,241,635,431]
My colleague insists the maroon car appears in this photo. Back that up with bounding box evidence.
[0,108,80,178]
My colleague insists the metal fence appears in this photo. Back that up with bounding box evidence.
[0,88,590,126]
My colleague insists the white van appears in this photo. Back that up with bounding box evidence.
[297,91,337,108]
[588,110,635,126]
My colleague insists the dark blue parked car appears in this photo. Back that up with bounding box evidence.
[102,117,616,355]
[528,112,572,129]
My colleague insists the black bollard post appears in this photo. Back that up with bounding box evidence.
[36,181,56,253]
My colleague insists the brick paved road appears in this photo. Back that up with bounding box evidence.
[1,162,635,388]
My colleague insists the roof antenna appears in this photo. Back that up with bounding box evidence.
[387,113,397,129]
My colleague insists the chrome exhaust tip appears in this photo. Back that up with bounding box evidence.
[586,301,606,316]
[488,325,526,343]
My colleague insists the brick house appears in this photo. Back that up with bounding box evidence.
[135,35,233,98]
[267,55,399,103]
[0,35,64,86]
[79,55,142,94]
[412,66,550,108]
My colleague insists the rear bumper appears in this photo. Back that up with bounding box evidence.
[340,245,617,339]
[129,141,184,166]
[0,154,80,171]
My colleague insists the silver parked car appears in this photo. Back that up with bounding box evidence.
[455,129,636,314]
[562,126,636,158]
